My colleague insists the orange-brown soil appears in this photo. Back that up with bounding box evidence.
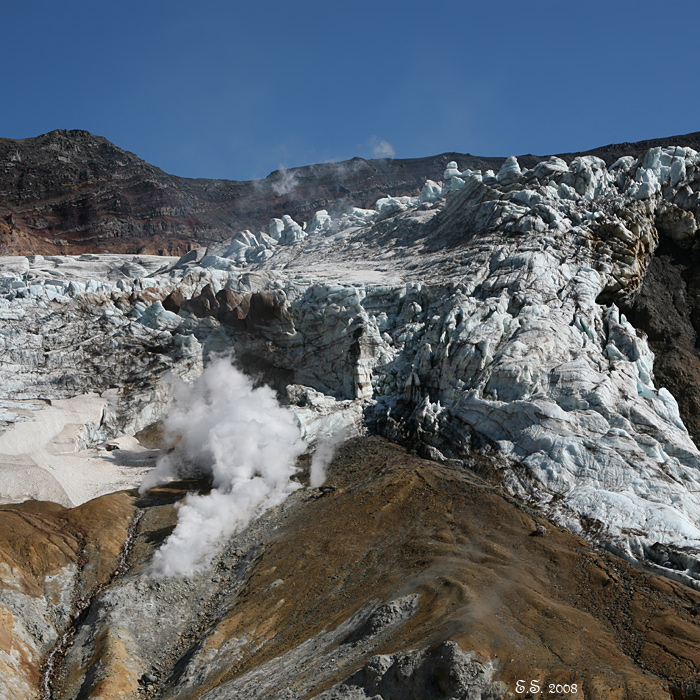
[158,438,700,699]
[2,438,700,699]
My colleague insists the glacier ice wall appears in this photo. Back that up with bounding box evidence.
[2,145,700,581]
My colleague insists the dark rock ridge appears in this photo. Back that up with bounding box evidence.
[621,237,700,448]
[2,128,700,256]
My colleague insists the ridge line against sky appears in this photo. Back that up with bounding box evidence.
[2,0,699,181]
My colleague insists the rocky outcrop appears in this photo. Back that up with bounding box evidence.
[620,241,700,449]
[316,642,506,700]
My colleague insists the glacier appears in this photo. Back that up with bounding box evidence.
[1,145,700,584]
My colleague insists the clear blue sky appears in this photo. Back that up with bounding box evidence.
[2,1,699,181]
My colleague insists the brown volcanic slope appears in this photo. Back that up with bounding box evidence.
[1,129,700,256]
[2,438,700,699]
[0,492,136,694]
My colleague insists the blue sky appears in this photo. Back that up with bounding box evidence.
[2,1,699,180]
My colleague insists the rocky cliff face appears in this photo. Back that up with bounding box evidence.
[2,134,700,698]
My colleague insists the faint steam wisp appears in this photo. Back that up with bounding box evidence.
[370,137,395,159]
[139,358,305,576]
[270,166,299,196]
[309,423,348,488]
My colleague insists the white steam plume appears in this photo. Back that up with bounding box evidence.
[309,424,348,488]
[270,166,299,196]
[139,358,305,576]
[370,137,395,159]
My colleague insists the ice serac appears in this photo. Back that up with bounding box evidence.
[2,144,700,589]
[171,144,700,584]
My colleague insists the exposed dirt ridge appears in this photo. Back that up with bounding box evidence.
[39,510,142,699]
[1,438,699,699]
[1,129,700,256]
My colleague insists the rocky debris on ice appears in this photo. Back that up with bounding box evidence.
[1,145,700,580]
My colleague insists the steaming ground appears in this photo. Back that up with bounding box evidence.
[309,422,348,488]
[4,139,700,696]
[4,436,700,699]
[139,358,305,576]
